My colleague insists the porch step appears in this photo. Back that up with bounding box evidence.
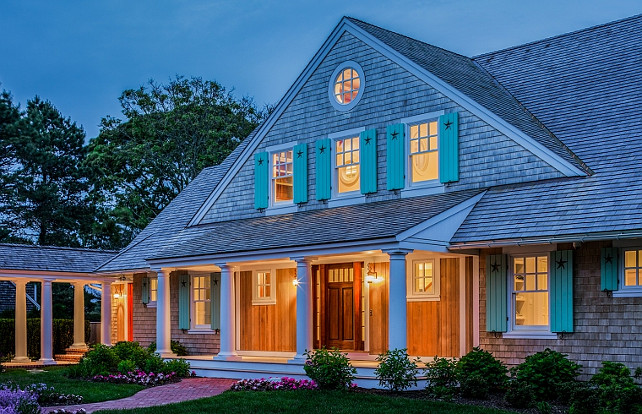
[54,346,89,363]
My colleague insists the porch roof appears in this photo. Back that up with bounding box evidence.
[148,189,481,261]
[0,243,117,273]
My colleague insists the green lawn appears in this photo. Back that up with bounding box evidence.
[97,390,513,414]
[0,366,144,403]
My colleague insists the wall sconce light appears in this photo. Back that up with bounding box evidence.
[113,293,121,299]
[366,263,381,283]
[292,277,300,287]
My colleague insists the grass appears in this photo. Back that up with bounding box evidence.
[96,390,514,414]
[0,366,144,403]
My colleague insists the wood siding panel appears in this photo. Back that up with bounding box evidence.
[238,269,296,352]
[368,262,388,354]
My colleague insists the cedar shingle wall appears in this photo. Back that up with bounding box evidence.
[479,241,642,378]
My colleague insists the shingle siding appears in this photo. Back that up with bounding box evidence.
[201,32,562,225]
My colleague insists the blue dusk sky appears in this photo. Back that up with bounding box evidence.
[1,1,640,139]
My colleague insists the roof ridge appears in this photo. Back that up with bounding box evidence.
[0,243,118,253]
[474,13,642,58]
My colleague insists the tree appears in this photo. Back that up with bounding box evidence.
[1,96,92,246]
[86,76,266,247]
[0,90,24,243]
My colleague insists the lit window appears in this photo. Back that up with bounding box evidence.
[407,259,440,301]
[623,249,642,286]
[512,256,549,327]
[409,121,439,182]
[335,136,360,193]
[149,278,158,303]
[334,68,361,105]
[252,270,276,305]
[192,275,211,327]
[272,150,293,203]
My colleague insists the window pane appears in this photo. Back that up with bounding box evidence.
[410,139,418,154]
[514,275,525,291]
[514,258,525,274]
[430,136,438,150]
[639,250,642,267]
[537,256,548,273]
[526,274,536,291]
[419,123,427,137]
[264,285,271,298]
[410,125,418,139]
[625,269,637,286]
[514,292,548,326]
[525,257,536,273]
[195,301,205,325]
[625,250,636,267]
[352,137,359,150]
[265,272,271,285]
[538,273,548,290]
[275,176,293,202]
[429,121,437,136]
[338,165,360,193]
[411,152,438,182]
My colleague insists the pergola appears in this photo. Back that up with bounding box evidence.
[0,244,117,364]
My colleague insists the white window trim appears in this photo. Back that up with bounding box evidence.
[190,273,213,331]
[146,277,158,308]
[506,251,553,337]
[265,142,297,213]
[328,61,365,112]
[329,127,365,201]
[252,269,276,305]
[407,258,441,302]
[613,247,642,297]
[401,112,444,191]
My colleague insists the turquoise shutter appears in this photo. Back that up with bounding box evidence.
[550,250,574,333]
[386,123,405,190]
[211,272,221,330]
[360,129,377,194]
[438,112,459,183]
[316,138,332,200]
[254,152,269,209]
[293,143,308,203]
[600,247,618,291]
[141,276,149,304]
[178,272,190,330]
[486,254,507,332]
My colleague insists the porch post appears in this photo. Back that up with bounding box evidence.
[39,278,56,365]
[72,282,87,349]
[155,268,175,357]
[292,256,314,361]
[383,249,413,350]
[12,280,30,363]
[101,281,112,346]
[215,263,237,360]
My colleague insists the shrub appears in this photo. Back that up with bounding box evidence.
[589,361,642,413]
[230,377,317,391]
[374,348,421,391]
[82,344,119,376]
[143,353,165,374]
[0,319,90,360]
[568,382,600,414]
[22,383,83,406]
[504,379,535,408]
[112,341,151,368]
[457,347,507,399]
[161,359,191,377]
[117,360,137,375]
[147,340,188,356]
[303,348,356,390]
[511,348,581,401]
[425,356,458,400]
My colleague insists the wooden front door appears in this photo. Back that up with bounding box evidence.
[321,263,363,350]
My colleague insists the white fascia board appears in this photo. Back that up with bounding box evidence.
[187,21,350,227]
[396,192,486,243]
[343,21,585,178]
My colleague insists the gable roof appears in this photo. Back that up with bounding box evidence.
[451,14,642,246]
[97,131,257,272]
[0,244,117,273]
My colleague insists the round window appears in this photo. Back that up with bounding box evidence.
[328,61,364,111]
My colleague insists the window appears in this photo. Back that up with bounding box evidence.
[623,248,642,287]
[408,259,440,301]
[512,256,549,328]
[149,277,158,303]
[335,136,360,194]
[328,61,365,111]
[272,150,293,204]
[252,270,276,305]
[409,120,439,183]
[192,275,211,328]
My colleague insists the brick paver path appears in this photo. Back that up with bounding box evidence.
[42,378,236,413]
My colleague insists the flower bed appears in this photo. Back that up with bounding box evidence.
[92,369,180,386]
[231,377,318,392]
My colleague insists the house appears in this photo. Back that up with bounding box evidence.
[3,14,642,380]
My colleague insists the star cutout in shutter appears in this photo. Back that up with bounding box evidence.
[319,145,326,154]
[556,258,568,269]
[364,137,372,145]
[604,254,613,264]
[257,158,264,166]
[391,131,399,140]
[296,150,303,158]
[181,280,187,287]
[213,278,218,286]
[142,282,147,288]
[444,120,453,130]
[490,261,500,273]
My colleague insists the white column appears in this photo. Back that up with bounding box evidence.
[39,278,56,365]
[383,249,413,350]
[72,282,87,349]
[292,257,314,361]
[215,264,237,360]
[101,281,113,346]
[155,269,175,357]
[12,280,30,363]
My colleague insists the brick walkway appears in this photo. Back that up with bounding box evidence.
[42,378,237,413]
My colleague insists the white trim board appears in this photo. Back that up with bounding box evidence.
[187,18,585,227]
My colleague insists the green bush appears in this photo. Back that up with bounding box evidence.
[83,344,119,375]
[589,361,642,413]
[374,348,421,391]
[147,340,188,356]
[162,359,192,377]
[568,382,600,414]
[457,347,507,399]
[117,359,137,374]
[425,356,458,400]
[0,318,90,359]
[511,348,582,401]
[504,379,535,408]
[112,341,152,368]
[303,347,356,390]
